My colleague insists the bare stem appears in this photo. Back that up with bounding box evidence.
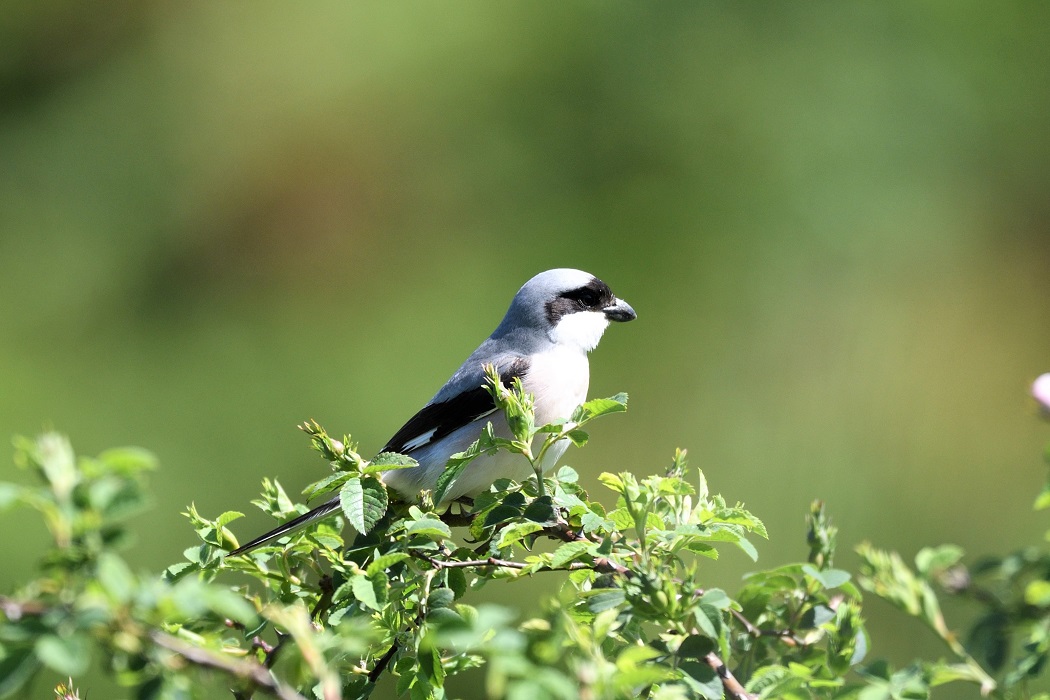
[704,651,756,700]
[150,630,306,700]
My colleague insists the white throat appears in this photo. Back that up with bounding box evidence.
[548,311,610,352]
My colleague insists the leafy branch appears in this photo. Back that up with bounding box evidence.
[3,372,1050,699]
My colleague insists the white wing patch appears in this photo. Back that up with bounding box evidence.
[401,428,437,452]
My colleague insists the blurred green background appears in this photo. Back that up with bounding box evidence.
[2,2,1049,697]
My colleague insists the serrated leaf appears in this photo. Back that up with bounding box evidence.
[340,475,388,534]
[573,395,629,422]
[407,517,452,540]
[580,511,609,533]
[735,536,758,561]
[565,429,589,447]
[216,511,244,529]
[608,507,634,530]
[446,567,467,599]
[684,540,719,559]
[302,472,352,501]
[351,572,385,611]
[496,521,544,548]
[550,541,591,568]
[364,452,419,474]
[428,587,456,610]
[598,472,625,493]
[366,552,412,576]
[483,504,522,527]
[555,466,579,483]
[522,496,558,525]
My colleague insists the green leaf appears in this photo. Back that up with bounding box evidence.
[97,446,158,473]
[97,552,136,604]
[37,433,78,500]
[572,394,629,422]
[564,429,589,447]
[678,659,723,699]
[1025,580,1050,607]
[302,472,352,501]
[367,552,411,576]
[1035,481,1050,510]
[522,496,558,525]
[351,572,386,611]
[0,482,23,510]
[407,517,452,540]
[802,564,852,589]
[364,452,419,474]
[693,603,723,639]
[699,588,732,610]
[446,567,467,599]
[35,634,90,676]
[483,504,523,527]
[677,634,715,659]
[216,510,244,530]
[0,648,39,698]
[496,522,544,548]
[434,458,471,506]
[585,588,626,613]
[914,545,964,577]
[199,586,260,627]
[550,541,591,568]
[598,472,625,494]
[340,475,388,534]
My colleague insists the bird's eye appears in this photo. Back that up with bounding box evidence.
[573,289,599,307]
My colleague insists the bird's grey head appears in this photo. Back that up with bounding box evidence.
[492,268,636,352]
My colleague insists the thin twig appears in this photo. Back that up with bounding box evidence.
[368,641,400,683]
[412,551,628,577]
[704,651,756,700]
[689,588,800,647]
[149,630,306,700]
[729,608,799,646]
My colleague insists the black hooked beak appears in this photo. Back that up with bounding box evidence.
[603,297,637,322]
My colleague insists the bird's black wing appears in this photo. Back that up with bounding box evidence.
[382,357,529,454]
[228,358,529,557]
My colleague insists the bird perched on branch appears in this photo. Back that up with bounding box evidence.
[230,268,636,555]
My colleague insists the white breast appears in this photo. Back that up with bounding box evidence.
[523,346,590,426]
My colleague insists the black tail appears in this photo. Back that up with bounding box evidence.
[228,496,343,556]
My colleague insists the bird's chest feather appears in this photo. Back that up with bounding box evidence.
[522,348,590,426]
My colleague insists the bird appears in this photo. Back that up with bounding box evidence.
[229,268,636,556]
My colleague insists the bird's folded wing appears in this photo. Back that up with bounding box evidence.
[382,357,529,455]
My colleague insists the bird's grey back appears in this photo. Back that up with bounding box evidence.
[430,269,595,404]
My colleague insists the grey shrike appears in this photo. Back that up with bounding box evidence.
[229,268,636,555]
